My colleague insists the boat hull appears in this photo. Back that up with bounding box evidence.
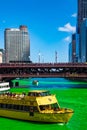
[0,87,10,92]
[0,109,73,123]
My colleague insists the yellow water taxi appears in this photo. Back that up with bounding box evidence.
[0,90,74,123]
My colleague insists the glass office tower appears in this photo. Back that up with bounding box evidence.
[4,25,30,63]
[77,0,87,33]
[80,19,87,62]
[69,42,72,62]
[76,0,87,62]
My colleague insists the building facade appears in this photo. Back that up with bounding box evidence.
[80,19,87,62]
[0,49,5,63]
[69,0,87,63]
[0,52,2,63]
[69,34,76,63]
[77,0,87,33]
[69,42,72,62]
[75,33,80,62]
[4,25,30,63]
[75,0,87,62]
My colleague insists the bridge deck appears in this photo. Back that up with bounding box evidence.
[0,63,87,80]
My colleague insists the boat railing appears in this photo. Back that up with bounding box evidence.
[0,92,37,101]
[0,92,26,100]
[0,91,55,101]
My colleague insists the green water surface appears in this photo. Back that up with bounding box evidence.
[0,88,87,130]
[0,78,87,130]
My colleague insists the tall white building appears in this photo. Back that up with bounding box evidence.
[4,25,30,63]
[0,52,2,63]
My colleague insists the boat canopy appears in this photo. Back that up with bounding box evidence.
[36,95,58,105]
[28,90,51,97]
[0,82,9,87]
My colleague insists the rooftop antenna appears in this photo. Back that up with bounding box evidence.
[38,51,41,63]
[55,51,57,63]
[42,54,44,63]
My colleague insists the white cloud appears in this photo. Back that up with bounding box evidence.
[58,23,76,33]
[64,36,71,43]
[71,13,77,18]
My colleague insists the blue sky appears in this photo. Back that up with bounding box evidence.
[0,0,77,63]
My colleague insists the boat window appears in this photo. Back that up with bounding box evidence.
[39,105,51,111]
[39,103,59,111]
[0,103,39,112]
[51,103,59,110]
[28,92,34,96]
[23,106,29,111]
[7,104,12,109]
[0,103,4,108]
[41,91,51,96]
[29,106,34,116]
[28,92,41,97]
[27,91,51,97]
[34,106,39,112]
[19,105,24,110]
[39,105,45,111]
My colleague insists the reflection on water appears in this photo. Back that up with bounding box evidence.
[30,78,87,89]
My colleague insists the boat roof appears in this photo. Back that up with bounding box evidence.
[29,90,49,93]
[0,82,9,87]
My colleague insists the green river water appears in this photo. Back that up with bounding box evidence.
[0,78,87,130]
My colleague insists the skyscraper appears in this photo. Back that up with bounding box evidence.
[76,0,87,62]
[4,25,30,63]
[68,34,76,63]
[77,0,87,33]
[69,0,87,63]
[80,19,87,62]
[69,42,72,62]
